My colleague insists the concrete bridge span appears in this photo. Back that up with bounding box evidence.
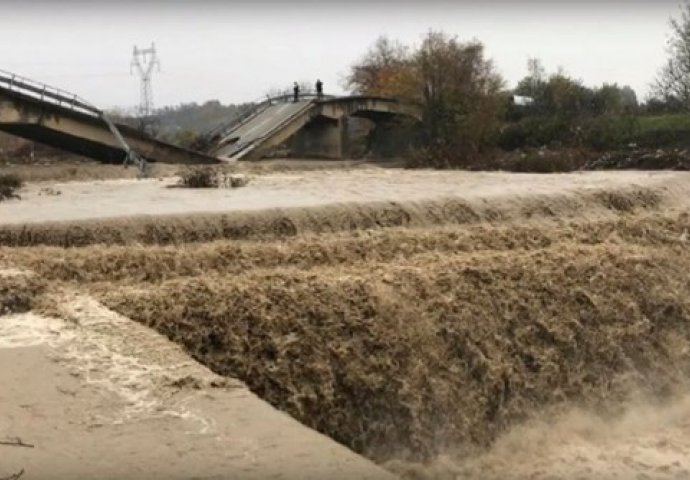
[316,96,423,121]
[0,70,218,166]
[0,69,421,164]
[205,95,422,161]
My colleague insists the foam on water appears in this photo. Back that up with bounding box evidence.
[0,313,70,349]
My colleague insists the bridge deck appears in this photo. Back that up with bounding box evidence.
[0,66,422,165]
[212,100,314,159]
[0,80,218,165]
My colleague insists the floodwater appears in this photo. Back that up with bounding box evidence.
[0,169,682,225]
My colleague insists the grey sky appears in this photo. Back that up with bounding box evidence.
[0,1,681,110]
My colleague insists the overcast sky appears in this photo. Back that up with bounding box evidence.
[0,0,682,110]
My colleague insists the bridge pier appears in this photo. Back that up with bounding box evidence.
[290,116,345,159]
[366,115,418,158]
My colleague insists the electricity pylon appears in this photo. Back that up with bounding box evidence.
[130,43,160,120]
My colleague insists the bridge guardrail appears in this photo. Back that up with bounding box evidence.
[0,68,147,173]
[0,69,103,117]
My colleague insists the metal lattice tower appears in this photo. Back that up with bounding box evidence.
[130,43,160,118]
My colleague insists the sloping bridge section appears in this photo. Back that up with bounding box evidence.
[0,70,218,166]
[210,100,314,159]
[204,95,422,160]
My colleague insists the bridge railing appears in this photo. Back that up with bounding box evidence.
[0,68,148,173]
[0,69,103,117]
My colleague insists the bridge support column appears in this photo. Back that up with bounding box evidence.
[366,116,418,158]
[290,116,344,159]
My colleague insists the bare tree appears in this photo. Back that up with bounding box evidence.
[653,1,690,108]
[524,57,546,99]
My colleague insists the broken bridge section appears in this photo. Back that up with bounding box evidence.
[205,94,423,161]
[209,100,315,159]
[0,69,422,164]
[0,70,219,165]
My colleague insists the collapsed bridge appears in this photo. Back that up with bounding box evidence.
[197,94,423,160]
[0,69,422,164]
[0,70,219,166]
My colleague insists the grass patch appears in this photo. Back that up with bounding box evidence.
[637,114,690,132]
[634,114,690,148]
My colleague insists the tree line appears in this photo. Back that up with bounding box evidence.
[343,2,690,167]
[141,2,690,168]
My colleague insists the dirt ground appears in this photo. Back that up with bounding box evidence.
[4,164,690,480]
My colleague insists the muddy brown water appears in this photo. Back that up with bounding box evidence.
[3,169,690,479]
[0,169,680,226]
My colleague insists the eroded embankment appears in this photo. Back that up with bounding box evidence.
[4,181,690,472]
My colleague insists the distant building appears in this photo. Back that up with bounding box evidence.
[511,95,534,106]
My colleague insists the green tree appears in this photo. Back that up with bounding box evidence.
[503,61,638,150]
[514,61,590,117]
[619,86,639,112]
[592,84,638,115]
[415,31,505,164]
[541,71,589,117]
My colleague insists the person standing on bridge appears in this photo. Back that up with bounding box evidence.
[315,79,323,99]
[293,82,300,103]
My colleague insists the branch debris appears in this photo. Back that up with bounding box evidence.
[0,468,25,480]
[0,438,34,448]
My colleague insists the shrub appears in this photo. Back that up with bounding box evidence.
[577,115,638,150]
[177,166,249,189]
[497,116,572,150]
[178,167,219,188]
[498,115,639,151]
[510,151,577,173]
[0,173,23,201]
[634,128,690,148]
[229,174,249,188]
